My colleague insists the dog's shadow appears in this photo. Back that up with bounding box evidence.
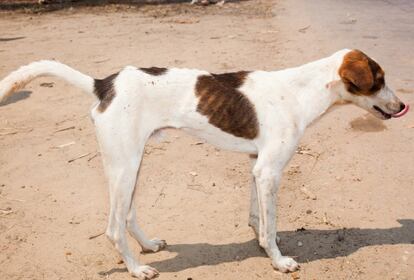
[144,219,414,272]
[0,90,32,106]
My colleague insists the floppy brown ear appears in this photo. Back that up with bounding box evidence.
[339,58,374,91]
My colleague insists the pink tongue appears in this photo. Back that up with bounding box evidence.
[392,104,409,118]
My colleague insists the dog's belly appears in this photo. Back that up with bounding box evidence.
[182,126,257,154]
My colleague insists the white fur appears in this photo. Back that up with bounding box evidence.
[0,49,404,278]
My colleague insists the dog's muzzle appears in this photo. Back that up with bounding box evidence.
[373,102,409,119]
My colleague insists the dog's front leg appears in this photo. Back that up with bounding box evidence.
[248,156,280,244]
[253,150,299,273]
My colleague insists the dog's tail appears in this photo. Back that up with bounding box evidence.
[0,60,95,103]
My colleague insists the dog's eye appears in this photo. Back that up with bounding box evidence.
[371,77,385,92]
[346,81,360,94]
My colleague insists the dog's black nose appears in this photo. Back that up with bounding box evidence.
[399,103,406,112]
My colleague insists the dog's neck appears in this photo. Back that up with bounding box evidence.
[280,50,348,130]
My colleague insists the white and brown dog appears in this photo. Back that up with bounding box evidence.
[0,49,408,279]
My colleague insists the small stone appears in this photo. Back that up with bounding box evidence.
[297,241,303,247]
[306,209,312,214]
[189,172,197,176]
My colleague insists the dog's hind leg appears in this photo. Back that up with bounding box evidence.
[127,203,166,253]
[95,116,159,279]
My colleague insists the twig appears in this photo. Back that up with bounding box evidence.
[54,126,75,133]
[187,184,211,195]
[68,152,91,163]
[88,232,105,240]
[298,25,311,33]
[152,186,166,207]
[322,212,337,227]
[308,151,324,174]
[51,141,76,149]
[296,150,318,157]
[0,128,33,136]
[151,146,166,151]
[94,58,110,64]
[87,153,99,162]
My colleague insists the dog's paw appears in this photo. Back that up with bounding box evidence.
[272,256,299,273]
[131,265,159,279]
[142,238,167,253]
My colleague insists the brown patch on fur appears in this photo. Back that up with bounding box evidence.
[195,71,259,139]
[140,67,168,76]
[339,49,385,96]
[94,73,118,112]
[211,71,250,88]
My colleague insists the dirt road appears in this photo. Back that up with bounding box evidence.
[0,1,413,279]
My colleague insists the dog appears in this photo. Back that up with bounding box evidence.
[0,49,408,279]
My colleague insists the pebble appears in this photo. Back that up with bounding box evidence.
[297,241,303,247]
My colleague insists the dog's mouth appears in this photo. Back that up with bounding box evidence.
[373,104,410,119]
[373,105,392,119]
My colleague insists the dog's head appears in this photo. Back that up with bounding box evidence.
[330,49,407,119]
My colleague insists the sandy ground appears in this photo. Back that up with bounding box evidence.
[0,0,413,279]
